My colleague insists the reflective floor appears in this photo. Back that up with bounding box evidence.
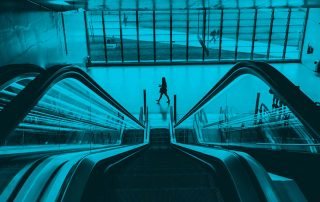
[88,63,320,127]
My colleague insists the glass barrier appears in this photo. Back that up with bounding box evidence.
[175,74,319,153]
[0,76,37,111]
[4,78,143,151]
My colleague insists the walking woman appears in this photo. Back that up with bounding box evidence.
[156,77,170,104]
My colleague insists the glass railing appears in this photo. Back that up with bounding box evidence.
[0,65,146,198]
[174,62,320,153]
[0,66,144,153]
[0,76,38,112]
[0,64,43,112]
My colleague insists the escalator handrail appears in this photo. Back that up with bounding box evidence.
[174,61,320,142]
[172,142,281,201]
[0,64,144,142]
[60,143,147,202]
[12,145,124,201]
[0,64,44,89]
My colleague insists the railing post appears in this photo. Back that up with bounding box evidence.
[146,106,148,124]
[170,106,174,141]
[145,106,149,142]
[143,89,146,122]
[254,92,260,125]
[139,107,143,123]
[174,94,177,124]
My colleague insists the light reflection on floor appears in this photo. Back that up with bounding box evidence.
[88,63,320,127]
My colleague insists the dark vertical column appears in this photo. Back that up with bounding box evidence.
[234,9,240,61]
[139,107,143,123]
[197,11,200,36]
[218,10,224,62]
[207,8,210,45]
[146,107,149,126]
[153,10,156,62]
[170,8,173,62]
[136,10,141,62]
[143,89,147,121]
[282,8,292,60]
[186,9,190,61]
[119,10,124,62]
[251,9,258,60]
[267,9,275,60]
[254,92,260,125]
[101,11,108,62]
[61,12,68,55]
[202,8,207,61]
[170,106,174,136]
[84,11,91,57]
[174,95,177,124]
[299,8,309,61]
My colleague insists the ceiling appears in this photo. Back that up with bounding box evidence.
[3,0,320,11]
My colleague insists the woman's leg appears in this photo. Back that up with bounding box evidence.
[164,92,170,102]
[157,93,163,102]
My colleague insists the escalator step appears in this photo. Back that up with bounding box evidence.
[96,130,224,202]
[111,187,224,202]
[111,173,213,188]
[115,169,206,176]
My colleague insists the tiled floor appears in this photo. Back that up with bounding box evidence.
[88,63,320,127]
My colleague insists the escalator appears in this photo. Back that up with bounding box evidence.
[0,61,318,201]
[85,129,225,202]
[174,61,320,202]
[0,64,146,201]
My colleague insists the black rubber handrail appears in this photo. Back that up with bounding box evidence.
[0,65,144,142]
[174,61,320,142]
[0,64,44,88]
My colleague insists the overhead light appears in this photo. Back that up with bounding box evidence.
[48,0,70,6]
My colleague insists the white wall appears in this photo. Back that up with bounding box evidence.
[302,8,320,71]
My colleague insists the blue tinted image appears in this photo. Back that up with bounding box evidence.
[0,0,320,202]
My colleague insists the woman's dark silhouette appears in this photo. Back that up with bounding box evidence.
[157,77,170,104]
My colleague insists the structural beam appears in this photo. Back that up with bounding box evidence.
[136,10,140,62]
[282,8,292,60]
[84,11,91,58]
[299,8,309,61]
[251,9,258,60]
[119,10,124,62]
[234,9,240,61]
[186,9,190,61]
[101,11,108,62]
[267,9,275,60]
[153,10,156,62]
[170,8,173,62]
[61,13,68,55]
[218,10,224,61]
[202,9,207,61]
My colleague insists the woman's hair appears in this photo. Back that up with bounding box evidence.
[162,77,167,85]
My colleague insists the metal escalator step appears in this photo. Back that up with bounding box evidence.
[112,187,224,202]
[118,166,206,173]
[100,143,224,202]
[111,173,213,189]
